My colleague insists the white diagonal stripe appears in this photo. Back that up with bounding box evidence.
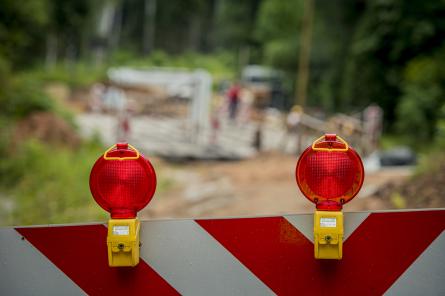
[284,212,370,242]
[284,213,313,242]
[139,220,275,296]
[384,231,445,296]
[0,229,85,296]
[343,212,370,241]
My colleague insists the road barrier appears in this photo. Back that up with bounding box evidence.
[1,209,444,295]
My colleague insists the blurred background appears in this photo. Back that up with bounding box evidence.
[1,0,444,226]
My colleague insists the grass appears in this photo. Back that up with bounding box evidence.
[379,133,410,150]
[21,62,107,89]
[0,138,108,226]
[0,136,175,226]
[21,50,236,89]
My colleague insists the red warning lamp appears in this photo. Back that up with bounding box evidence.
[295,134,364,210]
[89,143,156,267]
[90,143,156,218]
[295,134,364,259]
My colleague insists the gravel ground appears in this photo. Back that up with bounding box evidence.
[140,152,415,219]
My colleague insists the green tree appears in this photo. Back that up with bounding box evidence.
[0,0,49,68]
[341,0,445,125]
[396,47,445,145]
[256,0,302,71]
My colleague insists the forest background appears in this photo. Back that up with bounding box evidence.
[1,0,444,225]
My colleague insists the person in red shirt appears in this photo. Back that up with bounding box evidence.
[227,82,241,120]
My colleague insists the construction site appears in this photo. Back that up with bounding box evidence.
[1,1,445,294]
[67,66,423,220]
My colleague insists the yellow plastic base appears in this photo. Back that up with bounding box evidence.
[107,218,140,267]
[314,210,343,259]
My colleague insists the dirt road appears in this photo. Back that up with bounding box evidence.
[140,153,413,219]
[76,114,415,219]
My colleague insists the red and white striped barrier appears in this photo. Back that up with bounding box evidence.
[1,209,444,295]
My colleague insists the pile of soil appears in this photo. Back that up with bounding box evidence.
[13,112,81,148]
[375,159,445,209]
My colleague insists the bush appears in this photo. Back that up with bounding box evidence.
[0,57,54,120]
[0,139,107,225]
[109,50,236,80]
[395,49,445,147]
[22,63,107,88]
[0,77,54,119]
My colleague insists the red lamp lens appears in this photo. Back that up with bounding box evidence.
[89,145,156,218]
[295,137,364,206]
[305,151,355,199]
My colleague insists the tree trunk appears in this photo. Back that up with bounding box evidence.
[45,34,58,70]
[295,0,314,107]
[142,0,157,55]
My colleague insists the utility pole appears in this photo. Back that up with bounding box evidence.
[295,0,314,107]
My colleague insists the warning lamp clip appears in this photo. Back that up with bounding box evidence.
[295,134,364,259]
[90,143,157,267]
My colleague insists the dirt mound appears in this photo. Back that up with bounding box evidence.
[13,112,81,148]
[375,159,445,209]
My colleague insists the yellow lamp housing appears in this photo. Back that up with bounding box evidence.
[314,211,343,259]
[107,218,140,267]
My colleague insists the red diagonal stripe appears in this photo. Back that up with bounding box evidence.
[337,210,445,295]
[198,217,316,295]
[16,225,179,296]
[197,210,445,296]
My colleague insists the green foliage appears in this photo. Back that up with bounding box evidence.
[2,0,445,228]
[396,84,440,143]
[395,47,445,146]
[414,148,445,181]
[256,0,445,146]
[215,0,262,49]
[341,0,445,122]
[20,50,235,88]
[23,62,107,88]
[256,0,301,71]
[379,134,409,150]
[0,139,107,226]
[0,0,49,67]
[0,57,105,226]
[390,192,407,209]
[0,78,54,119]
[110,50,236,80]
[436,104,445,147]
[0,58,54,119]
